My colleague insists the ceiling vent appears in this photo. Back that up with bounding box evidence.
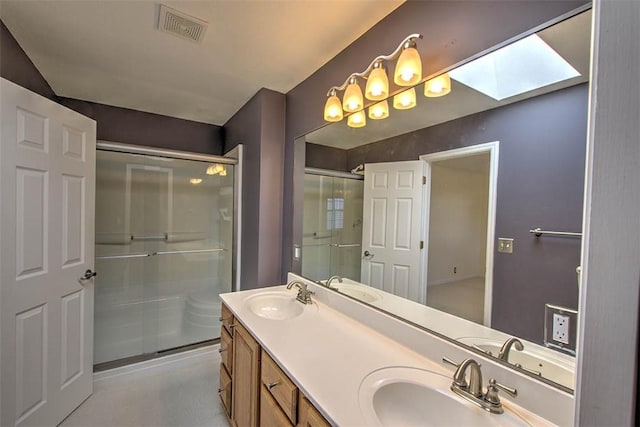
[158,4,207,43]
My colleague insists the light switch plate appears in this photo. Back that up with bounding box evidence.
[498,238,514,253]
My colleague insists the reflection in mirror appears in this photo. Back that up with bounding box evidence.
[299,8,591,392]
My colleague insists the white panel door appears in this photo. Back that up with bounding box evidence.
[1,78,96,426]
[361,161,426,303]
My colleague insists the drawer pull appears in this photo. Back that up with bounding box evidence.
[229,323,236,329]
[266,381,280,390]
[217,387,225,394]
[219,347,226,353]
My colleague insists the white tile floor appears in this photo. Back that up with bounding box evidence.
[61,345,230,427]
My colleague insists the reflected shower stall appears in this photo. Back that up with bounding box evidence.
[94,144,237,366]
[302,168,364,281]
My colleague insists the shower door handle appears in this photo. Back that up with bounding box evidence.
[79,269,97,284]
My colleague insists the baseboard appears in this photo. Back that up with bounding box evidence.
[427,275,484,287]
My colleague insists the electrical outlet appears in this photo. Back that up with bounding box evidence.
[552,313,570,344]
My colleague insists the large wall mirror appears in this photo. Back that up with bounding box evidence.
[294,6,592,393]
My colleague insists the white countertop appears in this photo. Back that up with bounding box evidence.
[220,280,558,426]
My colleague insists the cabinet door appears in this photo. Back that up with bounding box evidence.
[219,364,232,417]
[221,327,233,375]
[232,322,261,427]
[298,395,331,427]
[260,385,294,427]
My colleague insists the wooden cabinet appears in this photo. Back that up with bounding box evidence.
[220,302,329,427]
[260,350,298,425]
[219,304,234,418]
[298,395,331,427]
[231,321,261,427]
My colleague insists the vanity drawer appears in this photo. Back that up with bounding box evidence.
[261,349,298,424]
[219,363,232,417]
[298,394,331,427]
[220,327,233,374]
[220,303,235,334]
[260,385,294,427]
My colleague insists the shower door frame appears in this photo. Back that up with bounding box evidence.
[96,140,242,293]
[93,141,242,369]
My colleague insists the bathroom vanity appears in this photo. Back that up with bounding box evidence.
[219,274,573,426]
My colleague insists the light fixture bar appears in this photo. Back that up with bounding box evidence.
[325,33,423,97]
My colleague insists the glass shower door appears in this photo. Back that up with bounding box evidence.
[302,172,363,282]
[94,150,234,365]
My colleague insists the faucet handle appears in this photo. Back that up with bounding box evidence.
[442,356,460,368]
[486,378,518,402]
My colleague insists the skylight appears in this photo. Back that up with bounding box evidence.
[449,34,580,101]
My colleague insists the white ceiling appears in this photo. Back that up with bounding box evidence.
[0,0,404,125]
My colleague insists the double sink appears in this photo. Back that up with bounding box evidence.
[242,287,533,426]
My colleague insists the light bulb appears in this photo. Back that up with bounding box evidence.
[323,92,343,122]
[347,110,366,128]
[393,88,417,110]
[394,43,422,86]
[424,73,451,97]
[343,78,364,113]
[190,178,202,184]
[368,100,389,120]
[365,63,389,101]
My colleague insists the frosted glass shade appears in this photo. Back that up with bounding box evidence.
[324,94,343,122]
[369,100,389,120]
[424,73,451,97]
[343,81,364,113]
[394,47,422,86]
[365,67,389,101]
[393,88,417,110]
[347,110,366,128]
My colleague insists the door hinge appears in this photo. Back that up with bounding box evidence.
[422,176,426,185]
[420,240,424,249]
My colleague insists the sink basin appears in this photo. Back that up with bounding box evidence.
[457,337,575,389]
[334,283,382,303]
[245,292,308,320]
[359,367,529,426]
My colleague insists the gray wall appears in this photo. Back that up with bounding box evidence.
[0,20,57,101]
[306,143,348,171]
[283,0,589,281]
[59,98,224,155]
[348,84,588,344]
[225,89,286,289]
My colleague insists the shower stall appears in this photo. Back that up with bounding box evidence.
[94,143,239,367]
[302,168,364,281]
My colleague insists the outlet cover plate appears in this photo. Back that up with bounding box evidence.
[498,238,514,253]
[544,304,578,355]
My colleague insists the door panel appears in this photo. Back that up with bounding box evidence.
[361,161,425,303]
[1,78,96,426]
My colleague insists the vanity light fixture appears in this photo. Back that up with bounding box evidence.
[393,87,417,110]
[323,33,423,126]
[206,163,226,176]
[424,73,452,97]
[343,77,364,113]
[365,61,389,101]
[368,100,389,120]
[347,110,367,128]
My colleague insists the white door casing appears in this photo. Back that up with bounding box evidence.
[361,161,426,303]
[1,78,96,426]
[420,141,499,327]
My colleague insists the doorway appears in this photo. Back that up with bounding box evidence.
[421,141,499,326]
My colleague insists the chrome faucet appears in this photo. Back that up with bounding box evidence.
[286,281,314,304]
[443,357,517,414]
[325,275,343,290]
[497,337,524,362]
